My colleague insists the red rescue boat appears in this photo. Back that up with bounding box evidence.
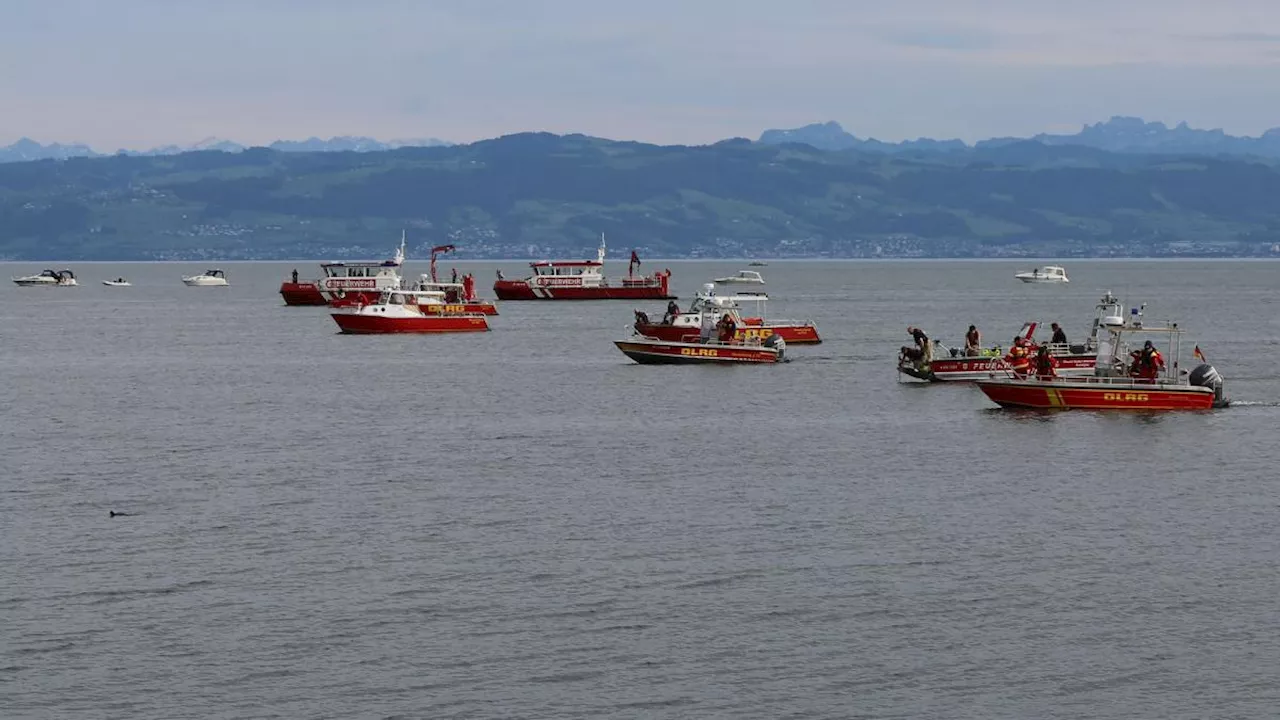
[331,289,490,334]
[280,280,326,306]
[615,336,786,364]
[898,292,1127,381]
[975,306,1228,411]
[633,283,820,344]
[494,235,674,300]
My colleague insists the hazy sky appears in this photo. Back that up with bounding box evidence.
[5,0,1280,148]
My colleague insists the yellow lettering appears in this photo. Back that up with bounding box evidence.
[680,348,718,357]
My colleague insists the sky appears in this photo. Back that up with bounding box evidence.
[4,0,1280,149]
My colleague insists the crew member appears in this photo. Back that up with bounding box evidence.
[905,326,930,363]
[291,268,299,284]
[496,269,505,280]
[1007,336,1031,374]
[664,300,680,324]
[964,325,981,356]
[1033,345,1057,379]
[451,268,459,284]
[1050,322,1068,345]
[1129,340,1165,380]
[717,313,737,342]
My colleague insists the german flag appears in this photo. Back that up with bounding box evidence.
[1193,345,1206,362]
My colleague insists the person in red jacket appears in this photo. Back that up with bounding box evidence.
[1032,345,1057,379]
[1129,341,1165,380]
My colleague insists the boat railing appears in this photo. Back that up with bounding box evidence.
[1040,341,1095,356]
[1010,373,1196,389]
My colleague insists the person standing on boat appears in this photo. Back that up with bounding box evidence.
[665,300,680,324]
[291,268,299,284]
[451,268,459,284]
[964,325,981,356]
[717,313,737,342]
[1050,322,1068,345]
[1129,341,1165,380]
[1033,345,1058,379]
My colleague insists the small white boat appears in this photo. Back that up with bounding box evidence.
[183,269,228,287]
[102,278,131,287]
[1015,266,1069,284]
[713,270,765,285]
[12,269,77,286]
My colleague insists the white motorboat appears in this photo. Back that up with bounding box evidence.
[713,270,765,285]
[183,269,228,287]
[102,278,132,287]
[12,269,77,286]
[1015,266,1069,284]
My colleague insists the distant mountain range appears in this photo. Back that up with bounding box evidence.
[0,135,452,163]
[757,116,1280,158]
[11,115,1280,165]
[5,130,1280,260]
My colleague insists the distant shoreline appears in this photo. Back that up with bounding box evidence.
[3,256,1279,264]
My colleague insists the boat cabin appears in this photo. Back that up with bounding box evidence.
[204,269,225,279]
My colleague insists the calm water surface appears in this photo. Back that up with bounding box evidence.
[3,259,1279,719]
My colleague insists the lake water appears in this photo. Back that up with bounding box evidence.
[3,259,1280,719]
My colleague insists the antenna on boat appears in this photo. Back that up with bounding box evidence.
[394,230,406,266]
[598,233,607,264]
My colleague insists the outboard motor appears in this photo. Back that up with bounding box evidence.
[1188,364,1228,407]
[763,333,786,360]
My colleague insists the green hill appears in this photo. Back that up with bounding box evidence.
[3,133,1280,259]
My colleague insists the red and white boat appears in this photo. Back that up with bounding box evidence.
[280,279,326,306]
[615,335,786,364]
[307,236,408,306]
[975,308,1228,411]
[330,289,490,334]
[494,235,674,300]
[632,284,820,344]
[898,292,1125,381]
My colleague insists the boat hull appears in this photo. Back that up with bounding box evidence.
[184,279,228,287]
[614,340,781,364]
[904,354,1096,381]
[280,282,326,305]
[494,280,674,301]
[327,291,498,315]
[1016,276,1068,284]
[331,313,490,334]
[975,378,1217,410]
[634,321,820,344]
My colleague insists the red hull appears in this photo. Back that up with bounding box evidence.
[280,282,326,306]
[976,379,1216,410]
[494,280,674,301]
[331,314,490,334]
[919,354,1095,381]
[634,322,820,344]
[329,292,498,315]
[614,340,780,364]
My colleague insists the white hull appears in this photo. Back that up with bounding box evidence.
[1016,276,1068,284]
[13,278,57,286]
[183,277,229,287]
[714,278,765,284]
[102,281,132,287]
